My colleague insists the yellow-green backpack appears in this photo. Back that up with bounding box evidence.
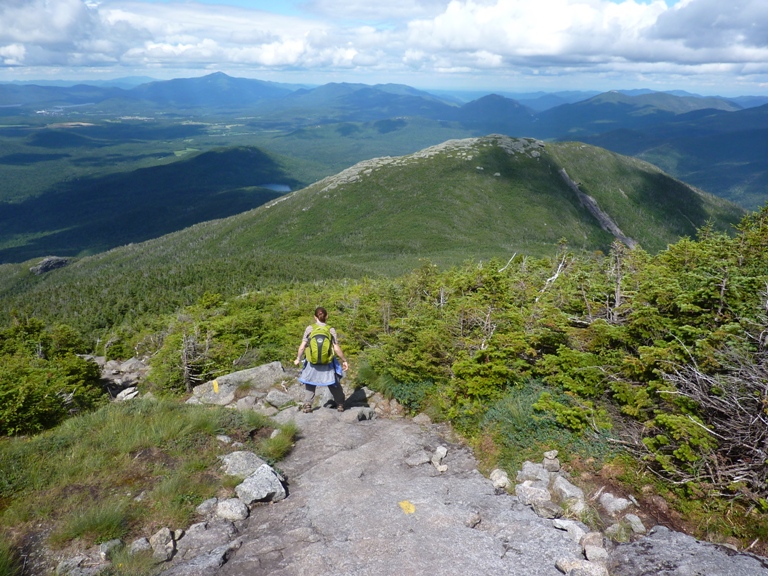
[305,324,334,365]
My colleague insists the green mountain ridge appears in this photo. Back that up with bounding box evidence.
[223,135,742,262]
[0,135,744,334]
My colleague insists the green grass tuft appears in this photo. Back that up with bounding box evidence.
[0,540,22,576]
[257,421,299,464]
[49,500,131,547]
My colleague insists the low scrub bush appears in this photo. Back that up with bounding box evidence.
[481,381,616,473]
[0,318,105,435]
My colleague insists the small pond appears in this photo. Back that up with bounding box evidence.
[259,184,292,192]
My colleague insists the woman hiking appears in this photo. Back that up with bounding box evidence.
[294,307,349,413]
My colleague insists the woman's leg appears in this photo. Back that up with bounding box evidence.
[303,384,316,411]
[328,383,345,410]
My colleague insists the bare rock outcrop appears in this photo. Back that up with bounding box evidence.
[29,256,69,275]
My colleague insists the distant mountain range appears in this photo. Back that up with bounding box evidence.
[2,75,764,208]
[3,73,767,113]
[580,104,768,208]
[0,72,765,265]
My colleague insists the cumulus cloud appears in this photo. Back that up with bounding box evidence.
[0,44,26,66]
[651,0,768,51]
[0,0,767,90]
[304,0,447,21]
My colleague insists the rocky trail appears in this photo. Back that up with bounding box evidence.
[54,360,768,576]
[212,408,581,576]
[163,404,768,576]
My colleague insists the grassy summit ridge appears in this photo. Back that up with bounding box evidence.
[223,135,742,262]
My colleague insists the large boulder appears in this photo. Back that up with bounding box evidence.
[235,464,287,504]
[218,452,267,478]
[188,362,288,406]
[609,525,768,576]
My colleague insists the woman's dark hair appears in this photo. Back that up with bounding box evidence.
[314,307,328,322]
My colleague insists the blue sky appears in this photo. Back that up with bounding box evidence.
[1,0,767,95]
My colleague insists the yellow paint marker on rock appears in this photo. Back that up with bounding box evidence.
[213,379,219,394]
[398,500,415,514]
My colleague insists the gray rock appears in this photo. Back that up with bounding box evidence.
[175,520,239,562]
[570,567,609,576]
[254,403,279,417]
[55,555,102,576]
[490,468,511,490]
[609,525,768,576]
[115,387,139,401]
[235,464,287,504]
[215,406,583,576]
[555,558,608,576]
[465,511,482,528]
[432,445,448,471]
[150,527,175,562]
[215,499,249,521]
[338,406,376,422]
[103,360,121,372]
[30,256,69,275]
[553,519,588,544]
[130,537,152,555]
[119,358,147,373]
[412,413,432,425]
[532,499,563,519]
[189,362,287,406]
[584,544,609,563]
[517,461,551,484]
[216,435,232,444]
[196,498,218,517]
[551,476,587,514]
[580,532,604,549]
[623,513,646,534]
[552,476,584,502]
[598,492,631,515]
[543,457,561,472]
[405,450,431,467]
[98,539,123,561]
[218,451,267,477]
[515,481,552,506]
[160,539,243,576]
[265,389,293,408]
